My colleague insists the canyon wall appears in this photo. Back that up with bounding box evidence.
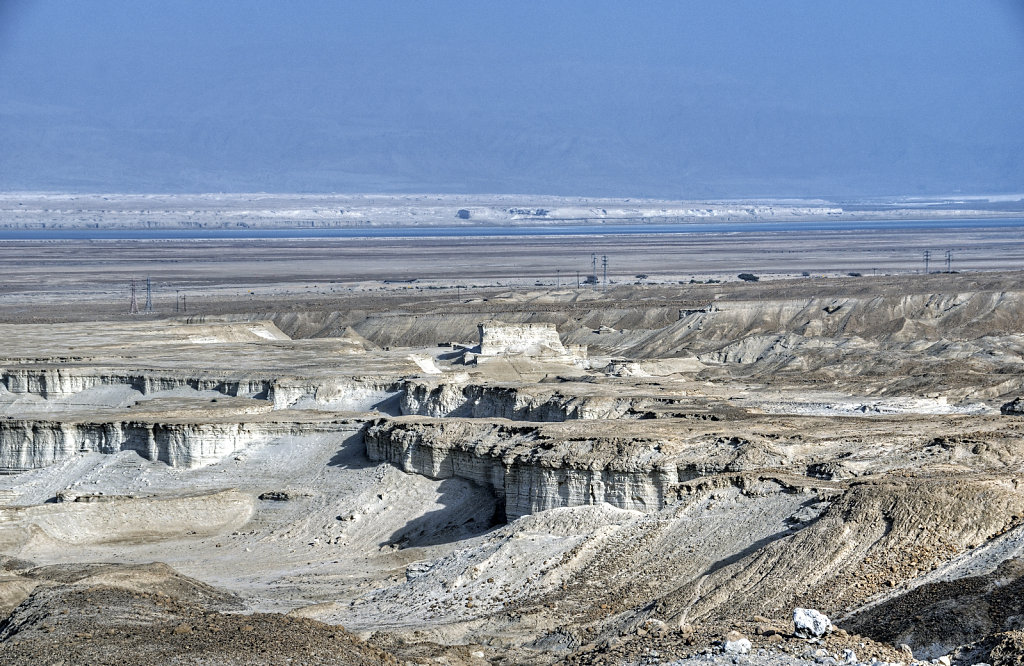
[398,380,654,421]
[0,419,343,472]
[364,418,683,519]
[0,369,272,400]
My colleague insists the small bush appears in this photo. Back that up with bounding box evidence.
[456,209,471,220]
[737,273,759,282]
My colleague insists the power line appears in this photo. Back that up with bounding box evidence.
[129,278,139,314]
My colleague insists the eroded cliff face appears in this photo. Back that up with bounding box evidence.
[398,380,654,421]
[0,368,405,415]
[362,411,1024,523]
[0,364,410,474]
[470,321,587,366]
[0,369,272,400]
[268,377,401,412]
[0,419,340,471]
[478,322,567,357]
[364,418,683,519]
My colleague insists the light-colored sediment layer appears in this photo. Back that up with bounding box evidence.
[0,489,254,550]
[398,379,662,421]
[365,418,683,518]
[0,418,344,471]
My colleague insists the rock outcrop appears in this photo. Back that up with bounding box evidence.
[470,321,587,365]
[269,377,400,411]
[0,418,345,471]
[1000,397,1024,415]
[0,369,403,414]
[398,380,657,421]
[0,369,273,400]
[364,418,684,519]
[794,608,833,638]
[478,321,567,357]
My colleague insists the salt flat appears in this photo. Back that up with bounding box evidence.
[3,193,1020,232]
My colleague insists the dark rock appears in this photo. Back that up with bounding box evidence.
[1000,398,1024,415]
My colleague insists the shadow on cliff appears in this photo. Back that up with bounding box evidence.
[380,477,501,549]
[327,427,502,548]
[326,430,376,470]
[369,393,402,416]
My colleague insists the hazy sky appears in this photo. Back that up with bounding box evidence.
[1,1,1022,198]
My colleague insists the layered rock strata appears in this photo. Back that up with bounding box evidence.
[365,418,686,519]
[398,380,660,421]
[471,321,587,365]
[0,418,347,471]
[0,368,402,413]
[269,377,400,411]
[363,413,1024,520]
[0,368,273,400]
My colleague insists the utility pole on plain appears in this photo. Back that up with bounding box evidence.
[923,250,930,274]
[129,278,139,315]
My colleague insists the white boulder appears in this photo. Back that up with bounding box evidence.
[793,607,833,638]
[723,631,751,655]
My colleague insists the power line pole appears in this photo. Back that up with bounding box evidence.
[556,269,560,288]
[591,253,597,289]
[175,289,180,312]
[144,276,153,312]
[945,250,952,273]
[129,278,139,314]
[576,271,580,289]
[602,255,608,288]
[923,250,930,274]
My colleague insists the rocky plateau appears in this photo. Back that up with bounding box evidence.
[1,270,1024,665]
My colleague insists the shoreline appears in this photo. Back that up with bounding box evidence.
[0,216,1022,241]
